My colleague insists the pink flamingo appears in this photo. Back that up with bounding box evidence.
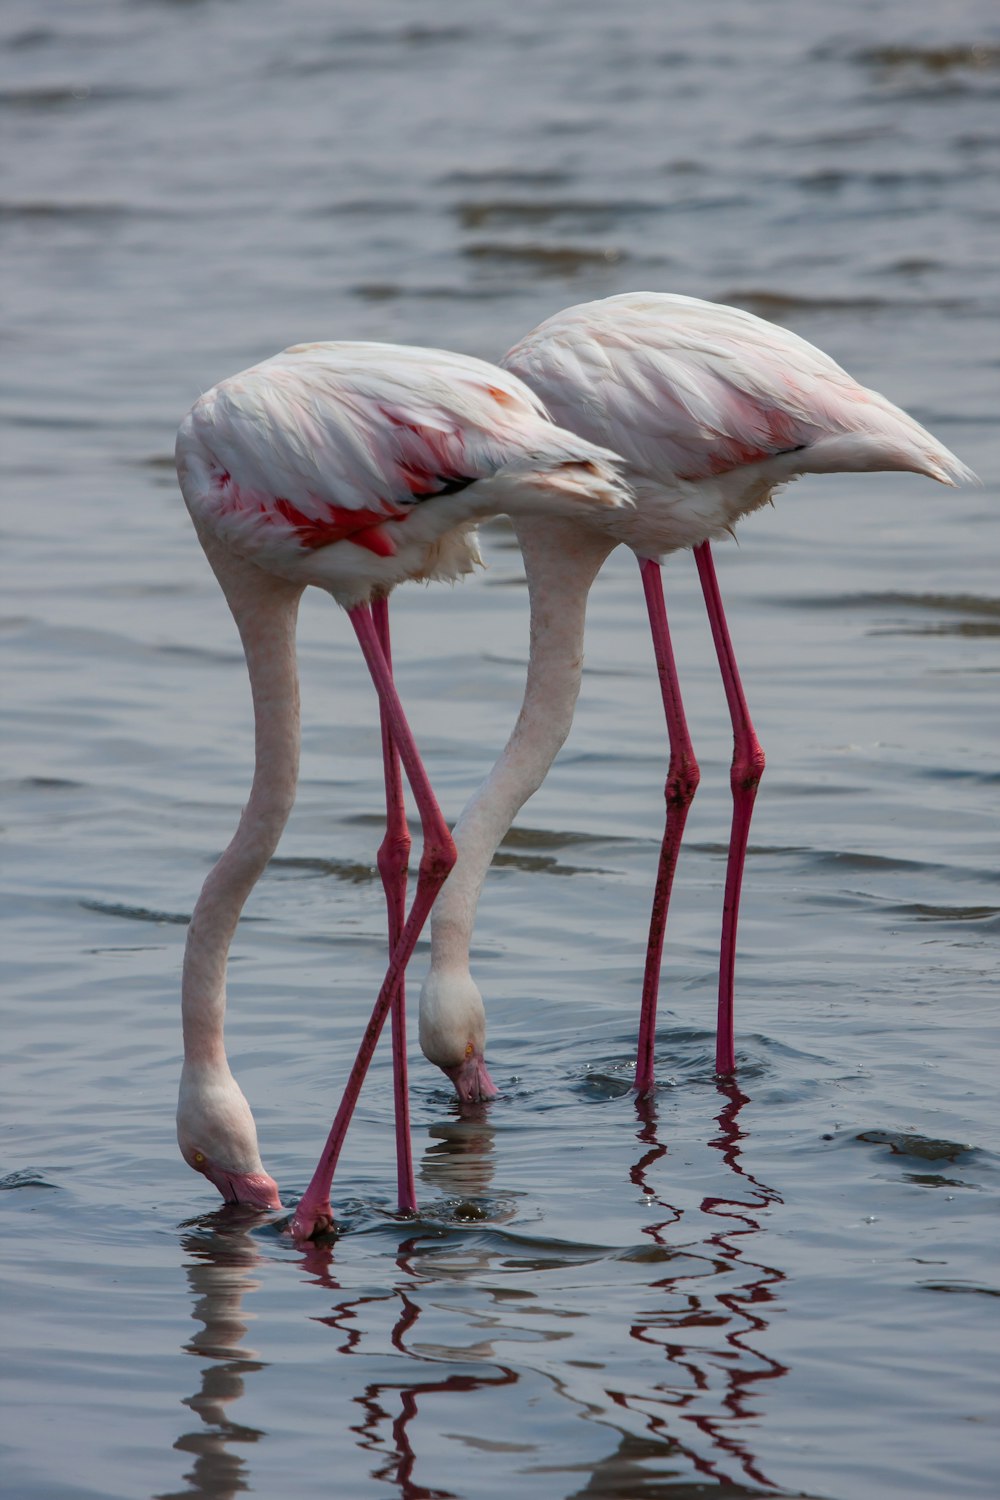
[418,292,973,1097]
[173,339,630,1236]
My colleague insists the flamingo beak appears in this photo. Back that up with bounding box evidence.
[444,1050,499,1103]
[201,1160,283,1211]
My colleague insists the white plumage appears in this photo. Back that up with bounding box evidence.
[504,293,973,556]
[419,292,974,1100]
[172,340,632,1236]
[177,340,628,607]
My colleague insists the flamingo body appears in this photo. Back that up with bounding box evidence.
[178,341,626,607]
[503,293,973,557]
[421,292,973,1097]
[173,340,631,1228]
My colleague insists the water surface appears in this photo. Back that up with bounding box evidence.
[2,1,998,1496]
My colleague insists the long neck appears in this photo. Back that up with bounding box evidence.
[430,518,614,970]
[181,536,304,1068]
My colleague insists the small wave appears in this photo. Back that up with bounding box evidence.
[79,899,190,925]
[440,169,571,188]
[855,1129,977,1163]
[499,826,621,851]
[722,287,915,314]
[490,849,610,877]
[919,1279,1000,1297]
[268,854,375,885]
[880,901,1000,925]
[0,84,166,109]
[462,242,626,274]
[352,282,512,303]
[0,1170,58,1191]
[454,199,661,230]
[856,44,1000,73]
[784,591,1000,619]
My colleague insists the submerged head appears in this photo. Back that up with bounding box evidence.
[419,968,499,1103]
[177,1062,282,1211]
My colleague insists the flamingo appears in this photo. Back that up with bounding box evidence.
[173,339,630,1237]
[418,292,974,1098]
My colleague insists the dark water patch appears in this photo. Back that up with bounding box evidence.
[857,43,1000,73]
[721,287,963,316]
[913,764,1000,790]
[567,1442,817,1498]
[806,849,948,876]
[500,826,623,852]
[3,775,84,791]
[312,197,423,218]
[335,24,472,48]
[4,26,59,50]
[0,1169,59,1191]
[134,452,176,469]
[463,242,626,274]
[919,1280,1000,1298]
[352,280,514,302]
[87,943,165,955]
[268,853,376,885]
[6,409,101,431]
[902,1172,978,1190]
[0,198,174,222]
[784,590,999,618]
[0,84,172,111]
[881,256,947,275]
[440,168,573,188]
[573,1062,637,1101]
[79,898,190,925]
[491,848,611,877]
[873,619,1000,639]
[795,167,969,192]
[750,123,900,150]
[454,198,662,230]
[955,130,1000,149]
[152,639,248,662]
[881,901,1000,925]
[855,1129,975,1163]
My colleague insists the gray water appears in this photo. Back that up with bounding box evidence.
[2,1,998,1496]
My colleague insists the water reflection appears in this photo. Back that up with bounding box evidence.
[617,1084,787,1492]
[164,1090,788,1497]
[158,1212,269,1500]
[301,1234,517,1500]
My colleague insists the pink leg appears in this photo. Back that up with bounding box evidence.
[693,542,765,1075]
[371,596,416,1215]
[291,603,457,1238]
[636,559,700,1095]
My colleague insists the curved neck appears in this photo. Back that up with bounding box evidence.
[181,535,304,1067]
[430,519,614,970]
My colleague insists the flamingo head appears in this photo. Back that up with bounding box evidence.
[177,1062,283,1211]
[418,968,499,1103]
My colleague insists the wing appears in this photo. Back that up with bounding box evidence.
[181,342,559,555]
[503,293,972,487]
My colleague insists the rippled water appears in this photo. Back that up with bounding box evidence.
[2,1,998,1496]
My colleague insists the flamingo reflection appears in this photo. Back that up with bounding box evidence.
[301,1118,517,1500]
[612,1082,787,1492]
[158,1215,269,1500]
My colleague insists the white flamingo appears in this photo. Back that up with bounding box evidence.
[173,339,630,1237]
[418,292,974,1099]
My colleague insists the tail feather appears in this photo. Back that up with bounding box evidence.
[799,387,977,487]
[482,421,634,515]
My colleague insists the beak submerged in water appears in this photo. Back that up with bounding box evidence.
[444,1048,499,1103]
[198,1156,283,1211]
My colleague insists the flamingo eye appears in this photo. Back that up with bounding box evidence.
[464,1042,474,1060]
[194,1151,205,1164]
